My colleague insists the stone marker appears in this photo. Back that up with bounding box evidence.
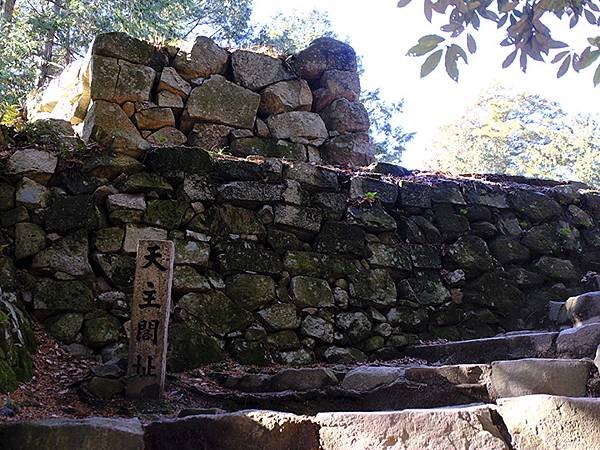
[126,240,174,399]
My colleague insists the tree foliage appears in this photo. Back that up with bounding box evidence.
[0,0,253,111]
[428,85,600,187]
[399,0,600,86]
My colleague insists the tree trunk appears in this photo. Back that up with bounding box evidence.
[36,0,62,88]
[2,0,17,23]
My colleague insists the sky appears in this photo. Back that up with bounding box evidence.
[251,0,599,169]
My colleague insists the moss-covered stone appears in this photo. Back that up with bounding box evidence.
[283,251,359,278]
[121,172,173,196]
[44,313,84,343]
[0,183,15,211]
[178,291,253,337]
[258,303,300,331]
[350,270,397,307]
[94,227,125,253]
[229,137,306,159]
[173,266,211,294]
[228,339,271,365]
[0,359,17,392]
[290,276,334,307]
[265,331,301,351]
[45,195,103,233]
[534,256,579,282]
[225,274,276,311]
[14,222,46,260]
[0,206,29,228]
[95,254,136,291]
[144,200,188,229]
[216,240,283,275]
[447,236,497,276]
[34,279,94,313]
[168,323,224,371]
[83,316,121,348]
[145,146,214,178]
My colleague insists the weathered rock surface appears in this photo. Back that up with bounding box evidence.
[173,36,228,80]
[267,111,328,145]
[497,395,600,450]
[231,50,295,91]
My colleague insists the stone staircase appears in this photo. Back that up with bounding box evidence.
[2,297,600,449]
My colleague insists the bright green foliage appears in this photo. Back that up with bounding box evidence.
[428,85,600,187]
[399,0,600,86]
[0,0,253,114]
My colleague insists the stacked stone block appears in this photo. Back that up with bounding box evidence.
[29,33,373,168]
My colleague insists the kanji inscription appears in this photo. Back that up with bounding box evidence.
[126,239,174,399]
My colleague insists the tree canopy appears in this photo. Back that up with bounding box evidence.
[427,85,600,187]
[399,0,600,85]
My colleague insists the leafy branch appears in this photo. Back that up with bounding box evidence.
[399,0,600,86]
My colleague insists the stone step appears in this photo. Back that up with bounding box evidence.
[405,323,600,365]
[198,358,598,414]
[3,396,599,449]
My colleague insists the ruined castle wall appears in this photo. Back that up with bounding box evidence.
[1,143,599,369]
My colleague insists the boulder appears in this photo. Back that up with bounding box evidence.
[121,172,173,196]
[290,276,334,307]
[346,205,397,232]
[231,50,295,91]
[349,177,398,205]
[286,162,339,191]
[174,239,210,268]
[134,107,175,130]
[565,291,600,325]
[15,177,50,208]
[497,395,600,450]
[350,269,397,307]
[229,137,307,160]
[274,204,323,232]
[45,313,83,344]
[92,32,157,66]
[15,222,46,260]
[159,67,191,97]
[225,274,276,311]
[107,193,146,211]
[218,181,284,203]
[157,90,184,109]
[508,190,562,222]
[292,37,357,80]
[341,366,404,391]
[33,279,94,314]
[270,368,338,391]
[178,291,252,337]
[320,98,369,133]
[259,79,312,115]
[145,146,214,177]
[0,417,144,450]
[313,69,360,112]
[216,240,283,275]
[83,316,121,347]
[267,111,328,145]
[490,359,592,398]
[447,236,496,276]
[187,123,233,150]
[336,312,372,343]
[320,132,376,168]
[173,266,211,294]
[533,256,579,281]
[316,406,508,450]
[283,251,359,279]
[146,127,187,146]
[556,323,600,358]
[182,174,215,201]
[6,148,57,184]
[144,411,319,450]
[90,56,155,104]
[168,323,224,371]
[184,75,260,129]
[258,303,300,330]
[82,100,149,156]
[300,315,334,343]
[46,194,102,233]
[368,242,412,271]
[173,36,229,80]
[31,233,93,276]
[82,154,144,179]
[314,221,370,258]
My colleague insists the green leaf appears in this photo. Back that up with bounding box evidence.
[420,49,444,77]
[467,33,477,54]
[502,49,518,68]
[579,49,600,70]
[557,54,571,78]
[397,0,413,7]
[594,62,600,86]
[445,46,459,81]
[407,35,445,56]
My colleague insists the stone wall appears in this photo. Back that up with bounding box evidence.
[28,32,374,168]
[1,140,599,370]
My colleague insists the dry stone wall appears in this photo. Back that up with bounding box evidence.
[1,140,600,370]
[29,32,375,168]
[2,32,599,372]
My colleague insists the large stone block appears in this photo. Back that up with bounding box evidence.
[90,56,155,104]
[82,100,149,156]
[490,359,592,398]
[259,79,312,115]
[566,291,600,325]
[497,395,600,450]
[320,133,375,168]
[92,32,157,66]
[313,69,361,112]
[320,98,370,133]
[6,148,57,184]
[267,111,328,146]
[173,36,229,80]
[292,37,358,80]
[231,50,295,91]
[184,75,259,129]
